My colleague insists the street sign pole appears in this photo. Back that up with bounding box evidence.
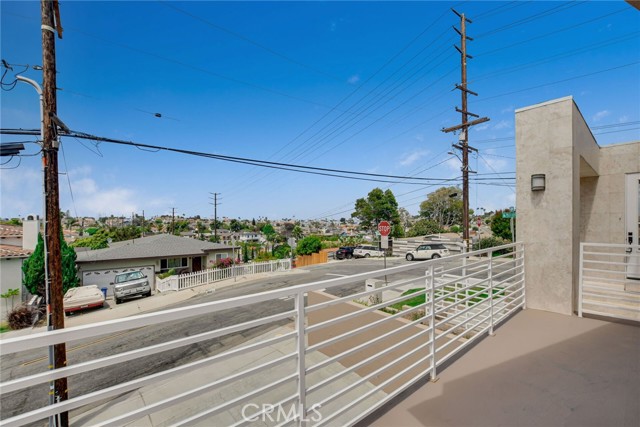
[378,221,391,284]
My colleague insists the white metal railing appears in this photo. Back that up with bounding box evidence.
[0,243,524,427]
[578,242,640,321]
[156,259,292,292]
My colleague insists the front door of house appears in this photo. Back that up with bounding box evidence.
[192,256,202,272]
[626,173,640,280]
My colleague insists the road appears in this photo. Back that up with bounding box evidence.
[0,255,511,423]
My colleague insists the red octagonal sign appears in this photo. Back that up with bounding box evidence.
[378,221,391,237]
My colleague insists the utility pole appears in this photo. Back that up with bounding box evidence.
[170,207,176,234]
[209,192,221,242]
[442,9,490,253]
[41,0,68,425]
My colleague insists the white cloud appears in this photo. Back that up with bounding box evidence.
[414,134,424,143]
[0,166,41,218]
[493,120,511,130]
[445,156,461,173]
[501,106,514,114]
[399,150,428,166]
[592,110,611,122]
[481,156,508,172]
[76,188,138,217]
[475,123,490,132]
[347,74,360,84]
[618,115,629,123]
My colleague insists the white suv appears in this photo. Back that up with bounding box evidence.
[353,245,384,258]
[405,243,449,261]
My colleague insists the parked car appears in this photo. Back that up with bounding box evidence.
[63,285,105,316]
[112,270,152,304]
[335,246,355,260]
[353,245,385,258]
[405,243,450,261]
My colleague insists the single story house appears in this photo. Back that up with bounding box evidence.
[76,233,237,296]
[0,216,40,320]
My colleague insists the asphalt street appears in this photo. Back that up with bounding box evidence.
[0,255,510,423]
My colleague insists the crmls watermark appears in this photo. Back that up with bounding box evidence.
[241,403,322,423]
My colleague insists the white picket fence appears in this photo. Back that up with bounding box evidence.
[156,259,292,292]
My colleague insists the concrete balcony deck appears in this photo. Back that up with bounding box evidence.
[365,309,640,427]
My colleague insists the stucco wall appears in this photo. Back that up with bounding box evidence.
[516,96,640,316]
[0,258,24,320]
[581,142,640,244]
[516,97,578,315]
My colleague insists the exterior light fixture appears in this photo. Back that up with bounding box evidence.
[531,174,546,191]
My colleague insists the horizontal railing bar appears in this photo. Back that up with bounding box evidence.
[2,253,483,354]
[307,288,429,333]
[492,295,525,323]
[582,267,628,275]
[0,346,297,427]
[169,374,297,427]
[582,242,640,249]
[314,338,431,411]
[583,281,640,291]
[306,314,429,375]
[436,322,492,367]
[306,301,428,353]
[316,351,432,427]
[95,355,297,427]
[581,301,639,312]
[582,292,639,302]
[306,275,424,313]
[0,312,296,394]
[307,327,431,394]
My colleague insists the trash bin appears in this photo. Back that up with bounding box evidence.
[100,287,108,299]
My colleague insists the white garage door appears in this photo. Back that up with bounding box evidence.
[81,265,155,297]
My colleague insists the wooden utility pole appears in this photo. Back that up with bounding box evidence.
[209,192,221,242]
[41,0,68,425]
[442,9,489,252]
[171,207,176,234]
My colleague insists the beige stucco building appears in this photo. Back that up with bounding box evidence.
[516,96,640,316]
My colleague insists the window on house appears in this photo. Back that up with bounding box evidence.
[160,257,188,271]
[215,253,229,261]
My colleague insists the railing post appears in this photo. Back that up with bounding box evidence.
[428,264,438,382]
[294,291,307,426]
[578,243,584,317]
[488,250,495,336]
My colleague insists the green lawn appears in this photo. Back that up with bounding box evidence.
[389,285,505,311]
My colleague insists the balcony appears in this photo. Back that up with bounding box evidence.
[1,242,637,426]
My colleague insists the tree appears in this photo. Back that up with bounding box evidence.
[406,219,444,237]
[296,236,322,256]
[23,233,79,297]
[292,225,303,240]
[490,210,515,241]
[351,188,403,237]
[419,186,463,228]
[229,219,243,232]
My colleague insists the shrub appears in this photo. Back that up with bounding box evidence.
[7,305,41,330]
[473,236,513,255]
[158,268,177,279]
[449,225,461,233]
[296,236,323,256]
[272,244,292,259]
[213,258,234,269]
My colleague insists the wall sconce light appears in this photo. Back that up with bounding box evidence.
[531,174,546,191]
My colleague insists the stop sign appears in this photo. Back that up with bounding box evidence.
[378,221,391,237]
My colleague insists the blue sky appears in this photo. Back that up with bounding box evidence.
[1,1,639,221]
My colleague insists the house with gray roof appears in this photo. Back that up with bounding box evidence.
[76,234,237,296]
